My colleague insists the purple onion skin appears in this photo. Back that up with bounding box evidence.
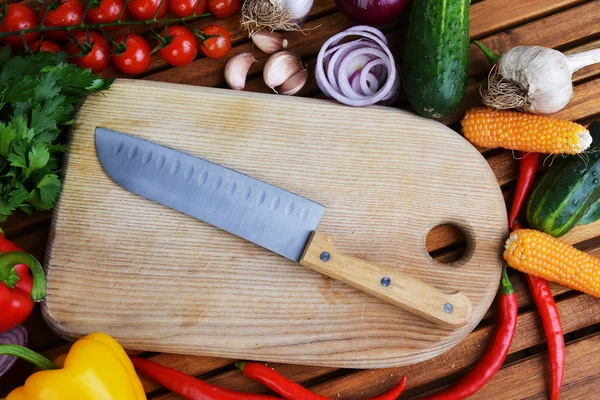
[335,0,409,27]
[0,325,27,377]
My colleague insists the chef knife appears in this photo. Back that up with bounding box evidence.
[95,128,472,327]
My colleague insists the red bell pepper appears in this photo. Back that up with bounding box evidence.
[0,233,46,333]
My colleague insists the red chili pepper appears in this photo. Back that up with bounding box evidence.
[420,267,517,400]
[129,355,282,400]
[523,274,564,400]
[0,234,46,334]
[236,362,406,400]
[363,375,406,400]
[512,222,564,400]
[508,152,540,229]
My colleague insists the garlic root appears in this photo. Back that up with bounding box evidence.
[242,0,300,35]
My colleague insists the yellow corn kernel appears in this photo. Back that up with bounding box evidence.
[461,107,591,154]
[504,229,600,298]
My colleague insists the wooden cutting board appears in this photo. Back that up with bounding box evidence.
[42,79,507,368]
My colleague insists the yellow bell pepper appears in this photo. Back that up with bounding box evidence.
[4,332,146,400]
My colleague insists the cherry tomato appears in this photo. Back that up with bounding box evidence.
[199,24,231,59]
[111,34,151,75]
[29,39,63,53]
[39,0,85,41]
[67,31,109,73]
[0,4,40,48]
[127,0,169,21]
[169,0,206,17]
[207,0,239,18]
[86,0,127,30]
[159,25,198,67]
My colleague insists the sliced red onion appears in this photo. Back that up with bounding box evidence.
[344,25,388,45]
[359,58,385,95]
[0,325,27,377]
[379,67,402,105]
[316,26,400,107]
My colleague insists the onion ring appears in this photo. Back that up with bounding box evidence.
[316,26,399,106]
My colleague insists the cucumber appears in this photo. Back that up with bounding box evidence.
[402,0,470,119]
[579,198,600,225]
[526,121,600,237]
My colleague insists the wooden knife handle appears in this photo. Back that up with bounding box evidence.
[299,232,473,327]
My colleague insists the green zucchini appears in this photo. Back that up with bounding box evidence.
[402,0,470,119]
[526,122,600,237]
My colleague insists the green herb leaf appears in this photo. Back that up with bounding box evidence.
[8,183,30,208]
[7,140,27,169]
[0,121,16,158]
[0,199,14,222]
[28,143,50,173]
[37,173,61,209]
[0,52,110,220]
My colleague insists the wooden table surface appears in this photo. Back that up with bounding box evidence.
[2,0,600,398]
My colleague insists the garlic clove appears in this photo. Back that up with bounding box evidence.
[264,51,303,90]
[276,69,308,95]
[225,52,257,90]
[251,31,289,54]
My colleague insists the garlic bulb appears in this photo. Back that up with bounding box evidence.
[481,45,600,115]
[271,0,313,21]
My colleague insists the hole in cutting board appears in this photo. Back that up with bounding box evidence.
[426,224,467,263]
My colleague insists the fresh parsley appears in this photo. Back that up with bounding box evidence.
[0,48,112,221]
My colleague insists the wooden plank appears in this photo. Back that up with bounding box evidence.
[447,332,600,399]
[469,2,600,77]
[297,293,600,399]
[470,0,589,39]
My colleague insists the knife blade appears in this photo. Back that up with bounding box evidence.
[95,127,472,327]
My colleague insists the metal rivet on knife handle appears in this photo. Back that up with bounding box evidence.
[299,232,473,328]
[320,252,330,262]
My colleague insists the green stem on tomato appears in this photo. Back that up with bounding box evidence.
[0,12,212,39]
[0,344,59,371]
[151,0,167,20]
[0,251,46,302]
[117,0,130,22]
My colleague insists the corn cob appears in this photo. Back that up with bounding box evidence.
[461,107,591,154]
[504,229,600,297]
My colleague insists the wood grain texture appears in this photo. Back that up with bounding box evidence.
[454,332,600,400]
[148,292,600,400]
[469,1,600,77]
[300,232,473,327]
[42,79,507,368]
